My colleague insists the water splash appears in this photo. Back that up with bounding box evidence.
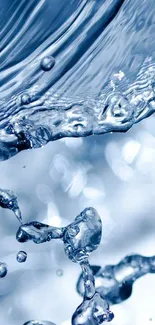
[16,207,114,324]
[0,0,155,160]
[76,254,155,304]
[0,188,22,223]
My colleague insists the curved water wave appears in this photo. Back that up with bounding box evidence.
[0,0,155,160]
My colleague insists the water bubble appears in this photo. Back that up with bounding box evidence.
[23,321,56,325]
[56,269,63,276]
[21,93,31,105]
[16,251,27,263]
[0,262,7,278]
[41,56,55,71]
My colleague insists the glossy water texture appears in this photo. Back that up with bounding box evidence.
[16,251,27,263]
[0,262,8,278]
[0,0,155,160]
[0,188,22,223]
[16,207,114,324]
[77,254,155,304]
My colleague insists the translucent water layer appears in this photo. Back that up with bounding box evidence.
[0,0,155,160]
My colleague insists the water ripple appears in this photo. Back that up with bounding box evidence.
[0,0,155,160]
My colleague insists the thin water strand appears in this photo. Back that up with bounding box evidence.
[16,221,65,243]
[72,260,114,325]
[0,188,22,223]
[76,254,155,304]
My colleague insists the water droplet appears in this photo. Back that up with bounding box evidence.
[21,93,31,105]
[16,251,27,263]
[0,262,7,278]
[56,269,63,277]
[41,56,55,71]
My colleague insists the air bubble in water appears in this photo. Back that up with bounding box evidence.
[56,269,63,276]
[0,262,7,278]
[21,93,31,105]
[41,56,55,71]
[16,251,27,263]
[23,321,56,325]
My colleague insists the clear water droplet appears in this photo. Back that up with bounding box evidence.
[56,269,63,277]
[21,93,31,105]
[0,262,7,278]
[41,56,55,71]
[16,251,27,263]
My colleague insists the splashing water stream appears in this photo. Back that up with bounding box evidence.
[0,0,155,160]
[1,0,155,324]
[16,207,114,324]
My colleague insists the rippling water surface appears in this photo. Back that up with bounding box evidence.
[0,0,155,160]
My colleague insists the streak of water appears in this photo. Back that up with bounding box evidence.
[77,254,155,304]
[0,188,22,223]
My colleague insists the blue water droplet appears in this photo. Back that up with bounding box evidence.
[0,262,7,278]
[41,56,55,71]
[17,251,27,263]
[21,93,31,105]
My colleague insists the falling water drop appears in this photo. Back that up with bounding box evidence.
[41,56,55,71]
[16,251,27,263]
[0,262,7,278]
